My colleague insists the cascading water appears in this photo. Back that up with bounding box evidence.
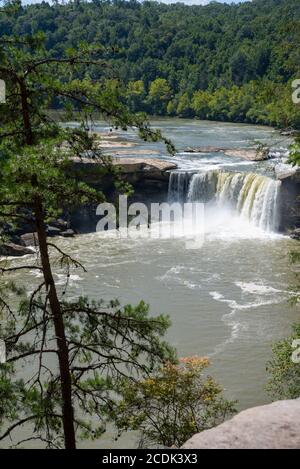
[168,170,281,232]
[168,171,192,202]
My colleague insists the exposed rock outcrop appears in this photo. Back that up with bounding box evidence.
[0,158,177,254]
[276,165,300,231]
[290,228,300,240]
[69,158,177,233]
[71,157,177,187]
[184,146,269,161]
[185,146,227,153]
[47,218,69,231]
[0,243,34,257]
[280,128,299,137]
[20,232,38,247]
[182,399,300,449]
[275,163,299,180]
[60,229,75,238]
[223,148,269,161]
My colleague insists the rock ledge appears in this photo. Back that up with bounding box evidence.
[182,399,300,449]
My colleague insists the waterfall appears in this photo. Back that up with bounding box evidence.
[168,171,193,202]
[168,170,281,232]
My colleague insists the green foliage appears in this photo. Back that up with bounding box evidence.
[0,142,103,218]
[0,0,20,14]
[266,324,300,400]
[147,78,171,116]
[176,93,192,118]
[1,0,299,127]
[191,90,211,120]
[0,284,175,447]
[289,136,300,167]
[126,80,146,113]
[190,80,300,128]
[113,356,236,448]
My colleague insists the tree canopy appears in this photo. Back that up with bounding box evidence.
[0,0,299,126]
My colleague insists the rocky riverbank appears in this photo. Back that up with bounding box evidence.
[0,219,76,257]
[0,157,177,256]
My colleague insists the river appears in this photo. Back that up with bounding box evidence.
[4,119,299,448]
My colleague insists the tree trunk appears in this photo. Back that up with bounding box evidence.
[19,78,34,146]
[34,197,76,449]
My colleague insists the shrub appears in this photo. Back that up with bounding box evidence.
[113,356,237,448]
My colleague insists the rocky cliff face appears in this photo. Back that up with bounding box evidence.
[69,158,177,233]
[72,157,177,188]
[0,158,177,252]
[182,399,300,449]
[276,165,300,232]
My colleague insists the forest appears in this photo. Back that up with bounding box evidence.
[1,0,300,451]
[0,0,299,127]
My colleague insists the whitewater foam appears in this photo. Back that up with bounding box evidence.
[235,281,283,295]
[169,169,282,234]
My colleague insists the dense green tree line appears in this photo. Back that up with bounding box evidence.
[125,78,300,128]
[0,0,299,127]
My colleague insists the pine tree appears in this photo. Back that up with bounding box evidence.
[0,2,175,448]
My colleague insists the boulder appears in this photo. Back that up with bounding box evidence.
[275,163,299,180]
[0,243,34,257]
[184,146,226,153]
[290,228,300,240]
[223,148,269,161]
[60,229,75,238]
[46,225,62,236]
[182,399,300,449]
[47,218,69,230]
[280,128,299,137]
[20,232,38,247]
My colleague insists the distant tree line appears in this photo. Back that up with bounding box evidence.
[0,0,299,127]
